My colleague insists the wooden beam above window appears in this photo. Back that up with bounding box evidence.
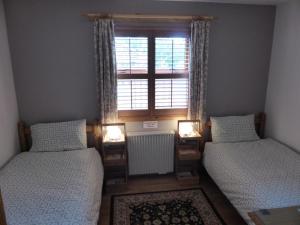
[81,13,216,22]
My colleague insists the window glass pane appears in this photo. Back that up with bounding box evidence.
[155,78,188,109]
[155,37,189,74]
[115,37,148,74]
[118,79,148,110]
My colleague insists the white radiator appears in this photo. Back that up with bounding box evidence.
[127,130,175,175]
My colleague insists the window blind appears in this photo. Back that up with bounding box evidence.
[117,79,148,110]
[115,37,148,74]
[155,78,189,109]
[155,37,190,74]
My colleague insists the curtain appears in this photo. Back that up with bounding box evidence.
[94,19,118,123]
[188,20,211,125]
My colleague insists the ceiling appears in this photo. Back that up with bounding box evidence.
[157,0,289,5]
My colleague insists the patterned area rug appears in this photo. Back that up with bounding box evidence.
[111,188,224,225]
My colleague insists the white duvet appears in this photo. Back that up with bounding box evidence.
[203,138,300,224]
[0,148,103,225]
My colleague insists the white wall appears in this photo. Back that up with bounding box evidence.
[0,0,19,167]
[4,0,275,124]
[265,0,300,153]
[125,120,177,133]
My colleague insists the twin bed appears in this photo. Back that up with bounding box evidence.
[0,120,104,225]
[203,114,300,224]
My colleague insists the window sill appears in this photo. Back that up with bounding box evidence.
[118,114,187,122]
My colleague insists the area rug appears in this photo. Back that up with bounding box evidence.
[111,188,224,225]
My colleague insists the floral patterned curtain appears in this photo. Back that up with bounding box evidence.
[188,20,211,125]
[94,19,118,123]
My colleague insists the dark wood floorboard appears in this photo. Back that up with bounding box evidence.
[98,168,247,225]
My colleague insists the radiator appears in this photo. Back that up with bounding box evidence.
[127,130,175,175]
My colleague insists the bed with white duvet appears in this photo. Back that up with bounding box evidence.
[204,138,300,224]
[0,148,103,225]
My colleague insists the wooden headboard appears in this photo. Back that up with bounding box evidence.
[204,112,266,142]
[18,121,101,152]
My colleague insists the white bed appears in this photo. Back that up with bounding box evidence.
[0,148,103,225]
[203,138,300,224]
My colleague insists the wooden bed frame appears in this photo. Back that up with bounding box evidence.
[18,121,102,152]
[204,112,266,142]
[0,190,7,225]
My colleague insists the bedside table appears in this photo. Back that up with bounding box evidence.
[101,123,128,187]
[248,206,300,225]
[175,120,202,183]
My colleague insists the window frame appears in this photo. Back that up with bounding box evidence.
[115,29,190,121]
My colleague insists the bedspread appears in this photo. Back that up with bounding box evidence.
[204,138,300,224]
[0,148,103,225]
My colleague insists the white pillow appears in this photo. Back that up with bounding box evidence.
[30,119,87,152]
[211,114,259,143]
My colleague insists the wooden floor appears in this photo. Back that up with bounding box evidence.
[99,168,247,225]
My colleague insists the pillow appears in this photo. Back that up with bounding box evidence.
[30,119,87,152]
[211,114,259,143]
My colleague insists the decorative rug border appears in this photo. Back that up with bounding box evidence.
[110,188,226,225]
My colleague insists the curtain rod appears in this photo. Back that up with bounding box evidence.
[81,13,216,22]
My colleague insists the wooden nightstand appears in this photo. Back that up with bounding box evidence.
[101,123,128,187]
[175,120,202,183]
[249,206,300,225]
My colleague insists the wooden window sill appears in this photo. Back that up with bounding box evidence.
[118,114,187,122]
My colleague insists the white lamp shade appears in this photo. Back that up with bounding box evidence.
[104,125,124,142]
[179,122,194,137]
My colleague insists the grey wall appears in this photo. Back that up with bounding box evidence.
[4,0,275,125]
[265,0,300,153]
[0,0,19,167]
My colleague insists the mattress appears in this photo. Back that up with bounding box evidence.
[0,148,103,225]
[203,138,300,224]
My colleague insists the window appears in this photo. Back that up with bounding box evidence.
[155,37,189,110]
[116,34,190,119]
[115,37,148,75]
[155,37,189,74]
